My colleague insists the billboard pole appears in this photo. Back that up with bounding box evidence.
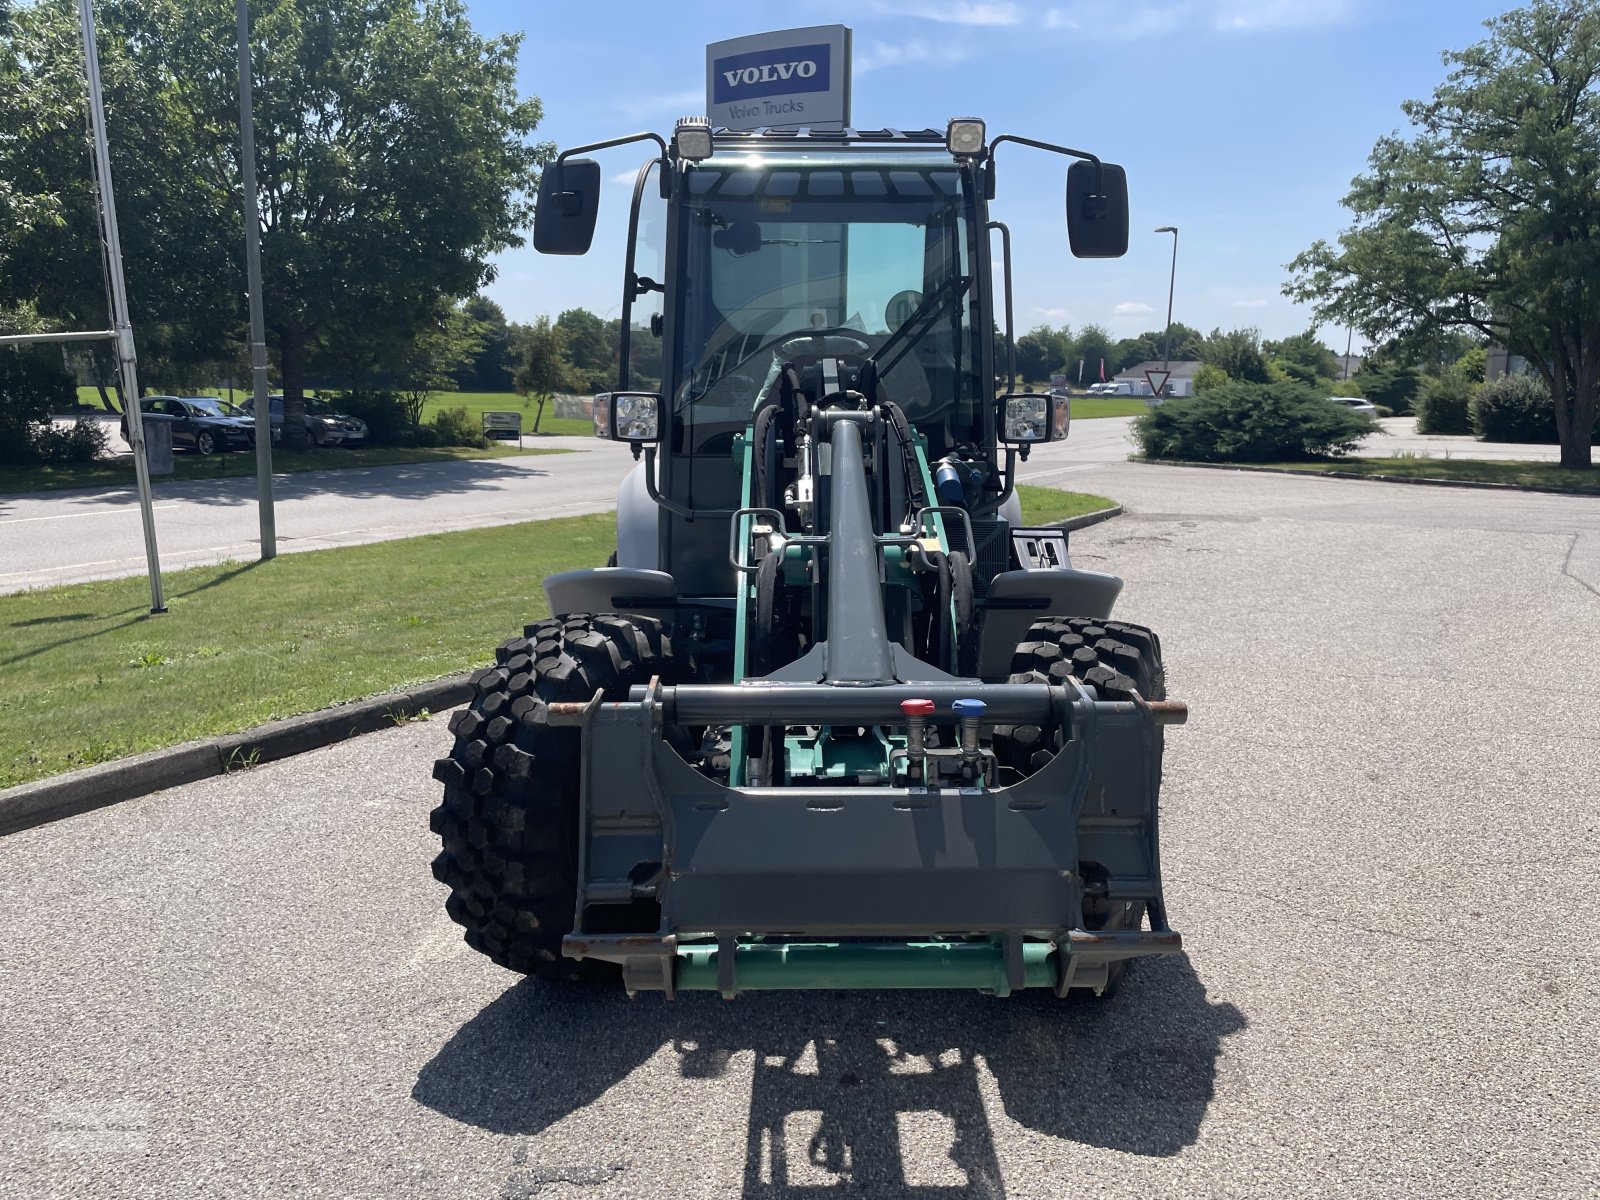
[78,0,164,613]
[237,0,276,559]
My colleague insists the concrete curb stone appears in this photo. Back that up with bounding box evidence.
[0,673,472,837]
[0,505,1123,838]
[1132,457,1596,498]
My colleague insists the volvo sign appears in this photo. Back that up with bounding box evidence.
[706,25,851,131]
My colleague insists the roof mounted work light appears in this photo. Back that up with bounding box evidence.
[674,117,714,162]
[946,117,986,159]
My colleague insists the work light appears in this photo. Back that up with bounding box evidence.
[674,117,714,162]
[946,118,986,158]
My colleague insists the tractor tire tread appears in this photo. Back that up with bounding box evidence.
[429,613,678,983]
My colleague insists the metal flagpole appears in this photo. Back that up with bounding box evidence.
[78,0,165,612]
[238,0,276,558]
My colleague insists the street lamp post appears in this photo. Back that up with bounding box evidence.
[1155,226,1179,374]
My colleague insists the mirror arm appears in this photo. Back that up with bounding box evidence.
[985,134,1103,200]
[987,221,1016,394]
[556,131,672,198]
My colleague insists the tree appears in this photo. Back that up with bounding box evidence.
[1202,327,1271,384]
[0,1,549,448]
[0,1,242,403]
[1265,330,1341,386]
[1112,324,1204,373]
[556,307,613,389]
[512,315,576,431]
[1015,324,1070,383]
[1072,323,1114,385]
[1286,0,1600,467]
[395,301,486,426]
[456,296,516,391]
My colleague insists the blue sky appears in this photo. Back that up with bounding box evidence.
[465,0,1513,351]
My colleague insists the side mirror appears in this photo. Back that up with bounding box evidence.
[608,391,662,443]
[533,158,601,255]
[997,392,1065,445]
[1065,160,1128,259]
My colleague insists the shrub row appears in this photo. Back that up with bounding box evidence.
[323,390,486,448]
[1133,381,1378,463]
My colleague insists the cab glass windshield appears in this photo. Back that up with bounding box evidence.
[672,157,985,454]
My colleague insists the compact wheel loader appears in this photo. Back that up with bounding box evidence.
[431,118,1186,998]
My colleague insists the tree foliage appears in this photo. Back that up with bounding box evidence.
[395,301,486,426]
[512,315,575,431]
[1286,0,1600,467]
[0,0,549,446]
[1201,326,1271,383]
[1265,330,1341,385]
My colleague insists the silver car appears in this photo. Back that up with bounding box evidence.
[1327,395,1379,416]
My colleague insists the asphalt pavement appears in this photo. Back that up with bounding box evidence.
[1,411,1574,595]
[3,463,1596,1198]
[0,435,631,594]
[0,423,1125,595]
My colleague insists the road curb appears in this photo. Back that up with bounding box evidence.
[1051,505,1122,531]
[1131,458,1596,497]
[0,508,1129,838]
[0,673,472,838]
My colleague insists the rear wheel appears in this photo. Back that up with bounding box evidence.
[430,613,687,982]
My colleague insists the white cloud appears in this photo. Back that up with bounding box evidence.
[1113,301,1157,317]
[1230,297,1270,308]
[1040,2,1192,40]
[608,169,639,186]
[856,39,973,73]
[1032,306,1074,321]
[867,1,1022,25]
[1040,1,1355,40]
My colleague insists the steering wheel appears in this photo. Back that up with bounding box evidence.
[778,328,874,358]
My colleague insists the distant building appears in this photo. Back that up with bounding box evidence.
[1335,354,1364,379]
[1486,346,1528,380]
[1111,359,1202,397]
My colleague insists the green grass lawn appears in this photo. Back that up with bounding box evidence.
[1186,457,1600,494]
[418,391,594,438]
[0,486,1114,788]
[1069,396,1150,420]
[0,442,564,497]
[1014,484,1115,522]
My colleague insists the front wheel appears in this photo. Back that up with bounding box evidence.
[430,613,689,982]
[992,617,1167,997]
[194,430,217,455]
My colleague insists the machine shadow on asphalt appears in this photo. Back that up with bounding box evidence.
[412,955,1245,1195]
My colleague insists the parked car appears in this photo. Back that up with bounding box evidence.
[119,395,255,455]
[1086,382,1116,396]
[239,395,369,446]
[1327,395,1379,416]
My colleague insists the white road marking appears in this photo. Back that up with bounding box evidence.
[0,504,179,526]
[1018,463,1105,481]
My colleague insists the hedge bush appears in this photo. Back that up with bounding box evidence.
[30,418,111,464]
[0,346,77,463]
[1414,368,1475,435]
[1133,380,1377,463]
[1471,374,1556,443]
[429,406,482,447]
[325,388,410,446]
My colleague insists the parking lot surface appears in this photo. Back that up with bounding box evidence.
[2,463,1597,1198]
